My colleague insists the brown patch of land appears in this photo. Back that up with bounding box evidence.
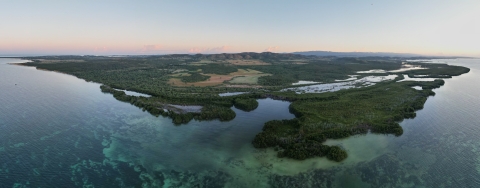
[169,73,191,77]
[168,69,269,87]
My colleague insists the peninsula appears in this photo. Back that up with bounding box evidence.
[20,53,470,162]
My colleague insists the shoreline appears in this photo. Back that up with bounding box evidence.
[17,55,471,162]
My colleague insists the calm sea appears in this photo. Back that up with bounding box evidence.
[0,58,479,187]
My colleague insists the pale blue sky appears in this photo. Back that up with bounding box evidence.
[1,0,479,56]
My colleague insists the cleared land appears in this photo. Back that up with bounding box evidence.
[169,73,191,77]
[168,69,268,86]
[228,74,270,84]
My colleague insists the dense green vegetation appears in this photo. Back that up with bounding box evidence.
[22,54,406,94]
[233,98,259,112]
[253,58,404,86]
[252,79,448,160]
[406,62,470,78]
[180,73,210,83]
[21,53,470,162]
[100,85,236,124]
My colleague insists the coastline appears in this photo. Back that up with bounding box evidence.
[17,55,471,162]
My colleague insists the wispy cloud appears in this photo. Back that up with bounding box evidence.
[264,46,280,52]
[141,45,162,52]
[94,46,109,53]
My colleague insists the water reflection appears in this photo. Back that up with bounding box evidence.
[357,63,427,73]
[291,80,321,85]
[398,74,436,82]
[117,89,151,97]
[218,92,247,96]
[282,75,397,94]
[412,86,423,90]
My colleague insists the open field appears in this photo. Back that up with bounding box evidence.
[232,68,264,75]
[168,69,268,86]
[192,59,270,66]
[228,74,271,84]
[168,75,235,86]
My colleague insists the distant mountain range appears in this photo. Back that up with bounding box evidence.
[293,51,420,57]
[4,51,470,59]
[163,52,305,60]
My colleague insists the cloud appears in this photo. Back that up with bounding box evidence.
[141,45,162,52]
[264,46,280,52]
[188,46,231,54]
[188,48,204,53]
[94,46,109,52]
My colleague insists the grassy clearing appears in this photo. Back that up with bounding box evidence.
[233,69,263,74]
[168,69,267,86]
[228,74,270,84]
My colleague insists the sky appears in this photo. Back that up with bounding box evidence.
[1,0,479,57]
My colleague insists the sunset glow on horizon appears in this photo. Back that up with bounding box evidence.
[1,0,479,57]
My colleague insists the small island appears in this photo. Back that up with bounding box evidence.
[20,53,470,162]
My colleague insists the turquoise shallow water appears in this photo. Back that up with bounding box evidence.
[0,58,480,187]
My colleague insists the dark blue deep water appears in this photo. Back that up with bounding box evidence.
[1,58,480,187]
